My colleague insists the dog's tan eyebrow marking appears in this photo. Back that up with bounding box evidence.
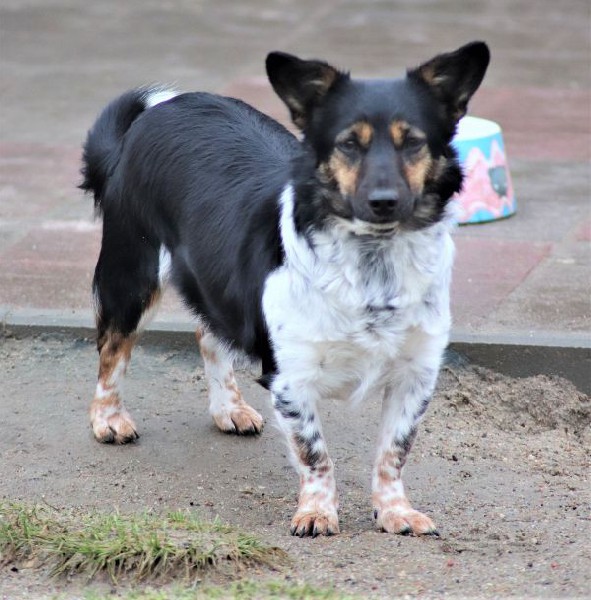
[390,120,426,148]
[390,120,409,147]
[336,121,374,148]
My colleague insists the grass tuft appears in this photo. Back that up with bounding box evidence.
[0,503,286,583]
[83,580,356,600]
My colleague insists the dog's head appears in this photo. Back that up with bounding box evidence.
[266,42,490,233]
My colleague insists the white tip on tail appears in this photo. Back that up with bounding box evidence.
[143,86,180,109]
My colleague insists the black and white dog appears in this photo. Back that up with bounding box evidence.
[81,42,489,537]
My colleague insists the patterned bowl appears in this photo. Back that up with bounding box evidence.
[452,116,516,224]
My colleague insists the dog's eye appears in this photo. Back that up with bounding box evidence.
[404,134,426,152]
[337,137,361,153]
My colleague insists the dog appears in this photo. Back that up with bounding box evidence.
[80,41,490,537]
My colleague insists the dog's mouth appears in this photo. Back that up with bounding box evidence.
[335,217,400,237]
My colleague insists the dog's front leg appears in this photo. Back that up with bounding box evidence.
[372,330,446,535]
[272,384,339,537]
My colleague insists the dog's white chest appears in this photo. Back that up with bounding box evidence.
[262,186,454,398]
[265,230,451,339]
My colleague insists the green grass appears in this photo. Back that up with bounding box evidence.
[83,580,355,600]
[0,503,286,583]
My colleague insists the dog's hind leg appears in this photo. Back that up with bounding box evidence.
[195,328,264,435]
[91,329,140,444]
[372,329,447,535]
[90,218,165,444]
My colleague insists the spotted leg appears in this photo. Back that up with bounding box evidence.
[196,327,264,435]
[372,329,446,535]
[272,381,339,537]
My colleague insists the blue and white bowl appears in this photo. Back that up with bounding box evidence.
[452,116,516,224]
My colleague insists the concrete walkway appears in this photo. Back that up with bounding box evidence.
[1,0,589,387]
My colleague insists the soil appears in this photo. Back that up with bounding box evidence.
[0,330,589,599]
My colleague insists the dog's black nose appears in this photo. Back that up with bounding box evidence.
[368,189,398,217]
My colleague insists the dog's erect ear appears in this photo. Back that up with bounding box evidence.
[408,41,490,123]
[266,52,346,129]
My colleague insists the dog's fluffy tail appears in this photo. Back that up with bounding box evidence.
[79,86,178,213]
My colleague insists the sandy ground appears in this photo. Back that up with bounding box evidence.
[0,330,589,599]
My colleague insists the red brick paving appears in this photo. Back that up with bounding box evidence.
[472,88,591,162]
[452,238,552,328]
[0,143,81,219]
[0,226,99,309]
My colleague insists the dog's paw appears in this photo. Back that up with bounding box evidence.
[212,403,264,435]
[374,506,438,536]
[290,509,340,538]
[91,408,139,444]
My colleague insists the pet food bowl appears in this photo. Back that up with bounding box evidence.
[451,115,516,224]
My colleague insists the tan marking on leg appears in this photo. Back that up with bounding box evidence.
[372,446,437,535]
[197,331,218,364]
[198,331,263,434]
[272,389,339,537]
[223,375,243,405]
[194,326,204,343]
[375,447,403,486]
[285,434,339,537]
[290,459,339,537]
[90,331,138,444]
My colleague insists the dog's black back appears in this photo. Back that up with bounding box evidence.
[83,92,299,368]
